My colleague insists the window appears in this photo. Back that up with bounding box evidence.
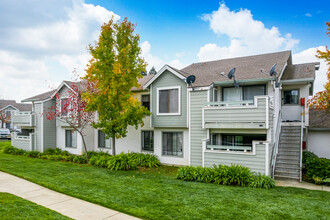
[65,130,73,147]
[223,85,266,102]
[283,89,299,104]
[61,98,69,116]
[142,131,154,151]
[98,130,105,148]
[157,87,180,115]
[141,95,150,110]
[221,134,266,152]
[162,132,183,156]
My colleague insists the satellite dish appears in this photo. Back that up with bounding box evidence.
[269,63,280,88]
[228,68,236,79]
[269,64,277,77]
[227,68,239,88]
[186,75,196,90]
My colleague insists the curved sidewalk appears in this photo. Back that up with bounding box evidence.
[0,171,140,220]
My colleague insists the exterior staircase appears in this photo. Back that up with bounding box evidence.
[274,126,301,181]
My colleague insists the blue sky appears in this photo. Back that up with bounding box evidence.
[0,0,329,101]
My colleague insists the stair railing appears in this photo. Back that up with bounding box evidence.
[271,110,282,178]
[300,106,304,182]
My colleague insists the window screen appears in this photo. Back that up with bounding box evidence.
[159,89,179,113]
[162,132,183,156]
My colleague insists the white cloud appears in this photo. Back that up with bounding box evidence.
[141,41,187,71]
[305,13,312,17]
[293,46,328,94]
[198,3,299,61]
[0,0,119,102]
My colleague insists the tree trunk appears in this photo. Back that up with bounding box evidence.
[112,137,116,156]
[78,130,89,159]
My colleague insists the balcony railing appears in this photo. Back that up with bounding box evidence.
[202,96,273,129]
[11,132,36,151]
[12,111,36,127]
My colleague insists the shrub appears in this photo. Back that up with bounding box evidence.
[0,142,12,151]
[303,151,318,165]
[306,157,330,180]
[249,173,276,189]
[107,153,137,171]
[3,145,25,155]
[72,155,88,164]
[87,151,110,158]
[129,152,160,168]
[24,151,41,158]
[44,148,70,156]
[89,155,112,168]
[177,164,259,187]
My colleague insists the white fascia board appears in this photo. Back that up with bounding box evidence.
[0,104,19,111]
[51,81,77,99]
[143,65,186,89]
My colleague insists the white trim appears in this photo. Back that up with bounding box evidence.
[207,88,210,102]
[265,143,269,175]
[202,108,205,129]
[266,96,269,129]
[278,61,288,80]
[34,97,53,104]
[51,81,77,99]
[156,86,181,116]
[41,102,44,153]
[203,141,267,156]
[150,84,153,128]
[188,90,191,165]
[187,86,211,92]
[0,104,19,111]
[143,65,186,89]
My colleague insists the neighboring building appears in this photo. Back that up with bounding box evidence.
[307,109,330,159]
[12,50,319,181]
[0,100,32,129]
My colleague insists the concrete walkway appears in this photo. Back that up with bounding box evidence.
[0,171,140,220]
[276,180,330,192]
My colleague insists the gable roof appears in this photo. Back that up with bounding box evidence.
[132,74,155,91]
[143,65,188,89]
[0,100,32,111]
[309,109,330,129]
[180,50,291,87]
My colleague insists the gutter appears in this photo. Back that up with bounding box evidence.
[281,78,314,84]
[213,78,273,86]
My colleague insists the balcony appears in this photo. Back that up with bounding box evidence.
[12,111,36,127]
[202,138,271,175]
[202,96,273,129]
[11,133,36,151]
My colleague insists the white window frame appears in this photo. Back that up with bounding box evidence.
[156,86,181,116]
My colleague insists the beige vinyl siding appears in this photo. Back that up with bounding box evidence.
[151,70,187,127]
[43,99,56,151]
[190,90,208,166]
[204,144,267,174]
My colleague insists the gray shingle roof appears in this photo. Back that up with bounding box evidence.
[281,62,318,81]
[132,74,155,91]
[309,109,330,129]
[181,50,291,87]
[0,100,32,111]
[21,90,56,102]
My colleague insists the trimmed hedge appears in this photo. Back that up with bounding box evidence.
[177,165,274,188]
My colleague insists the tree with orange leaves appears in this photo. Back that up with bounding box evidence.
[309,22,330,110]
[83,18,150,155]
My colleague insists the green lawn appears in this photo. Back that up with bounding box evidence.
[0,147,329,219]
[0,192,71,220]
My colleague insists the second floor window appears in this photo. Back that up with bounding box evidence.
[283,89,299,104]
[157,86,180,115]
[141,95,150,110]
[61,98,69,116]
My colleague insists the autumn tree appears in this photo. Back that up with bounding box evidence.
[83,18,150,155]
[309,22,330,110]
[46,81,94,159]
[0,110,10,128]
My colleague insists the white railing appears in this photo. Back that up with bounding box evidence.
[271,110,282,178]
[204,100,254,107]
[13,132,30,140]
[300,106,304,182]
[14,111,33,115]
